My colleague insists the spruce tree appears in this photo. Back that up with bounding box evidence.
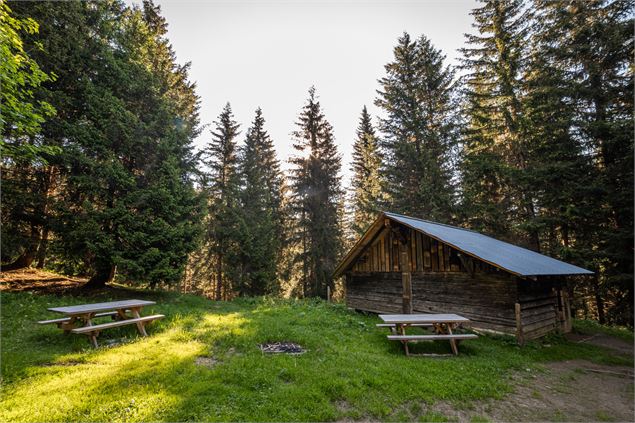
[202,103,241,300]
[8,1,203,288]
[532,0,634,324]
[375,33,458,222]
[289,87,343,298]
[459,0,540,248]
[236,108,285,296]
[349,106,383,236]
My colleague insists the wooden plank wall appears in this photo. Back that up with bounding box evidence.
[346,272,518,333]
[351,227,495,274]
[517,279,559,340]
[345,222,564,339]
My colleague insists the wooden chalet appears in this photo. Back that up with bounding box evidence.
[334,212,593,343]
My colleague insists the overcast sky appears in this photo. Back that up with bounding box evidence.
[128,0,477,184]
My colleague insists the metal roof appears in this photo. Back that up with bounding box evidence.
[385,212,593,276]
[334,212,593,277]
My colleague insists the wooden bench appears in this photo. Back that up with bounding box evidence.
[71,314,164,347]
[376,323,432,334]
[387,334,478,341]
[387,333,478,356]
[38,311,119,325]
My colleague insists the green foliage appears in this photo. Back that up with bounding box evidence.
[459,0,537,246]
[288,87,343,298]
[349,106,383,237]
[0,1,56,161]
[4,1,202,288]
[201,103,242,299]
[1,290,631,421]
[235,108,285,296]
[375,33,458,222]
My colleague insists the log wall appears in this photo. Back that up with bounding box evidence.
[346,271,519,334]
[516,278,562,341]
[344,221,567,339]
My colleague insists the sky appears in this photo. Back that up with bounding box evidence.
[128,0,478,184]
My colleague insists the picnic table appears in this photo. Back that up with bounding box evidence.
[378,313,477,356]
[38,299,164,347]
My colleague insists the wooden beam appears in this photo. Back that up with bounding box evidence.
[399,241,412,314]
[515,302,524,346]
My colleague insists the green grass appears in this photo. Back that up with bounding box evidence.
[573,319,634,343]
[1,289,632,422]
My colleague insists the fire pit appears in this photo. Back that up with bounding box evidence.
[259,342,306,355]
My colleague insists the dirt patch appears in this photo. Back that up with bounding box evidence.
[0,268,160,299]
[426,360,634,422]
[0,268,86,293]
[39,359,85,367]
[195,356,219,368]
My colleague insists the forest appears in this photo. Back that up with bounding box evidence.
[2,0,633,326]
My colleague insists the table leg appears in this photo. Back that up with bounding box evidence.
[59,316,78,334]
[446,324,459,356]
[130,307,148,336]
[116,308,129,320]
[80,313,99,348]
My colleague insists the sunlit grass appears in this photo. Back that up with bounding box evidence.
[1,291,631,422]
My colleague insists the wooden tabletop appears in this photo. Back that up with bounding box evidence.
[48,299,155,315]
[379,313,470,324]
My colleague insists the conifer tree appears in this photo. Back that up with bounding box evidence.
[349,106,383,236]
[289,87,343,298]
[375,33,458,222]
[459,0,540,248]
[7,1,202,288]
[202,103,241,300]
[236,108,285,296]
[531,0,633,324]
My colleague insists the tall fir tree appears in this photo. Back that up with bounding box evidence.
[289,87,343,298]
[202,103,241,300]
[349,106,383,236]
[375,33,458,222]
[459,0,541,249]
[531,0,634,324]
[235,108,285,296]
[7,0,202,288]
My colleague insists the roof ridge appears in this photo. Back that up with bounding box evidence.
[383,211,481,234]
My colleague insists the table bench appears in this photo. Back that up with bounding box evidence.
[379,313,477,356]
[39,299,163,347]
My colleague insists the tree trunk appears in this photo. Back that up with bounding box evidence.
[593,275,605,324]
[215,252,223,301]
[84,263,115,289]
[35,226,50,269]
[3,225,39,271]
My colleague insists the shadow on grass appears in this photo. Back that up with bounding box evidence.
[3,294,633,422]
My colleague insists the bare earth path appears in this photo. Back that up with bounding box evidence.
[428,335,634,422]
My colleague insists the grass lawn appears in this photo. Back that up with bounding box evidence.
[1,287,632,422]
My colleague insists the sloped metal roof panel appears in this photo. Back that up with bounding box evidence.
[385,212,593,276]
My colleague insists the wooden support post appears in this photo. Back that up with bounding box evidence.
[515,302,524,346]
[327,286,331,302]
[399,244,412,314]
[130,307,148,336]
[446,324,459,355]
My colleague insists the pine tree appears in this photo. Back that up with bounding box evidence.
[532,0,634,324]
[375,33,458,222]
[349,106,383,236]
[459,0,540,249]
[236,108,285,296]
[289,87,343,298]
[8,1,203,288]
[202,103,241,300]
